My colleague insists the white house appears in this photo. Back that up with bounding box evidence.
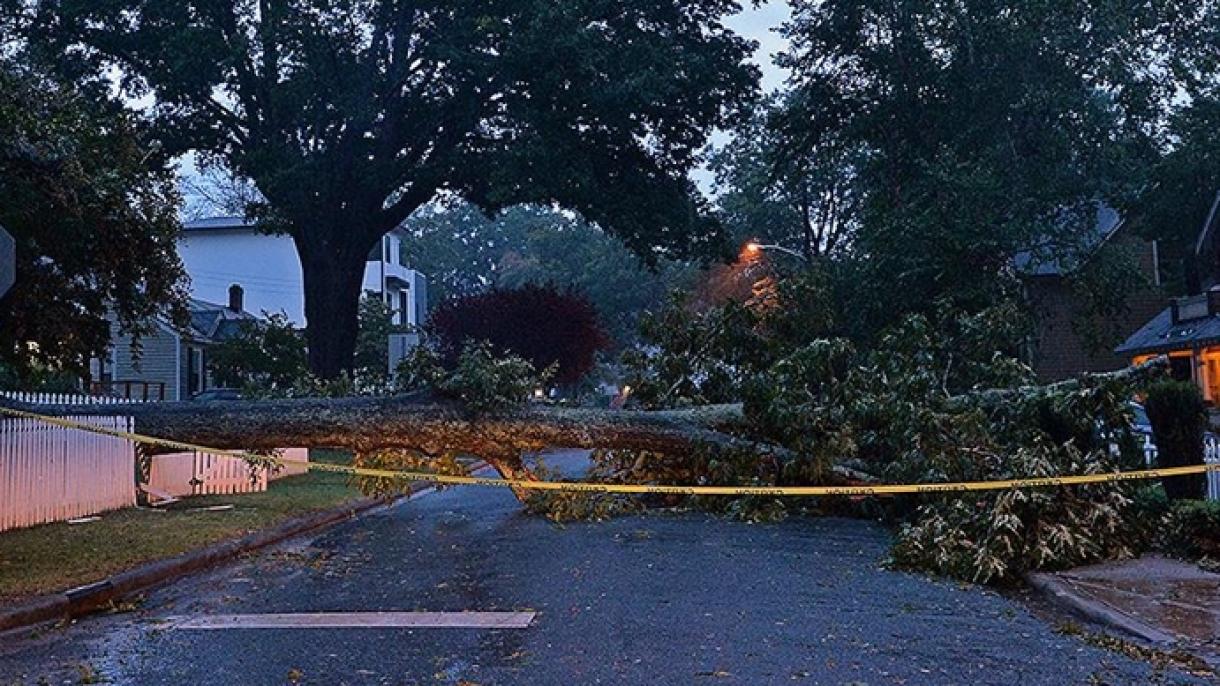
[178,216,427,327]
[90,218,427,400]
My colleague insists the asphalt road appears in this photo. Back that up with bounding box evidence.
[0,451,1209,685]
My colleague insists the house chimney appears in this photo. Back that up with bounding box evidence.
[1209,286,1220,317]
[228,284,244,312]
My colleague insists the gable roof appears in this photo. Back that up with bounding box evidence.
[1013,204,1124,277]
[186,298,257,343]
[1114,304,1220,356]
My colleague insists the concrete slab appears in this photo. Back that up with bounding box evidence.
[1033,555,1220,663]
[168,611,536,630]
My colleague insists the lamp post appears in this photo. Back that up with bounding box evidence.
[742,240,808,264]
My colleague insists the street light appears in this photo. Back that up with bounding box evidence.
[741,240,808,264]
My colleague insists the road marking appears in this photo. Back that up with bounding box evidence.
[167,611,535,630]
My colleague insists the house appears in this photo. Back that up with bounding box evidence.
[178,216,427,327]
[1117,191,1220,403]
[92,218,428,400]
[1018,205,1167,382]
[90,292,256,401]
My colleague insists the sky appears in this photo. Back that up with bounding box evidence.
[726,1,792,94]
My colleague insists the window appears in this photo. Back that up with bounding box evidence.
[187,346,207,397]
[399,289,410,326]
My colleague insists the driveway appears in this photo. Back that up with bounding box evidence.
[0,450,1207,685]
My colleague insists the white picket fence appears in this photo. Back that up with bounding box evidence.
[1141,434,1220,501]
[0,390,140,405]
[147,451,268,498]
[0,415,137,532]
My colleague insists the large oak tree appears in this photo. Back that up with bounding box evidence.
[11,0,758,377]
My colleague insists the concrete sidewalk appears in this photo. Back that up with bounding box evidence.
[1031,556,1220,664]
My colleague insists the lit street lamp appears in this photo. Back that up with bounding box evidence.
[741,240,808,264]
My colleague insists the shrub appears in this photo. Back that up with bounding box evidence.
[1144,380,1207,500]
[207,312,309,393]
[397,341,551,413]
[427,284,608,385]
[1160,499,1220,559]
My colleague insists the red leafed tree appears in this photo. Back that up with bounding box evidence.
[427,284,609,385]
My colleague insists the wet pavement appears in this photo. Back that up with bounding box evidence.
[0,451,1212,685]
[1051,556,1220,662]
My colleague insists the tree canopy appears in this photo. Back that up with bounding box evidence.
[772,0,1176,336]
[11,0,759,377]
[403,203,692,346]
[0,57,186,380]
[709,93,861,263]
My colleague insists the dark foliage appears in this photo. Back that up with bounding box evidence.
[14,0,758,377]
[1144,380,1208,500]
[1160,499,1220,559]
[0,58,187,380]
[427,284,608,385]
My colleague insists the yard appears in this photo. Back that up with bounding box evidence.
[0,450,361,602]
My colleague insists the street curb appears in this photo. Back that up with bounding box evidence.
[0,462,490,635]
[1024,572,1176,645]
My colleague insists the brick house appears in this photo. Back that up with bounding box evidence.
[1019,206,1167,382]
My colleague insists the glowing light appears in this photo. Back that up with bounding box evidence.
[621,385,633,396]
[533,388,545,398]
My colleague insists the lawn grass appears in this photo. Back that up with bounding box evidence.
[0,449,362,602]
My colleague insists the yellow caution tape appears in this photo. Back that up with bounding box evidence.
[2,405,1218,497]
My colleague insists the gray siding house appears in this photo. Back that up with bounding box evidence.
[91,290,255,401]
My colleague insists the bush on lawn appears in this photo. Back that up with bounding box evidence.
[1144,380,1207,500]
[397,341,551,413]
[1160,499,1220,559]
[427,284,609,386]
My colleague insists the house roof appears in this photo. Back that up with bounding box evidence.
[186,298,256,343]
[1013,205,1124,277]
[182,215,251,232]
[1114,304,1220,356]
[182,215,411,238]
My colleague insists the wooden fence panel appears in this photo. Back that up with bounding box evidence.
[147,451,268,497]
[0,415,137,532]
[1142,434,1220,502]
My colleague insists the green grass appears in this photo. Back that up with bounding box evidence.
[0,449,362,602]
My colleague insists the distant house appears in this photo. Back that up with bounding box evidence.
[1117,191,1220,403]
[178,216,427,327]
[1018,206,1167,382]
[90,294,256,401]
[91,217,428,400]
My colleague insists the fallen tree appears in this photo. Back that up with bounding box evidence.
[0,393,833,491]
[0,357,1166,493]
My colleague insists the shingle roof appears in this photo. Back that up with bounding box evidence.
[186,298,256,343]
[1114,305,1220,356]
[1013,205,1123,277]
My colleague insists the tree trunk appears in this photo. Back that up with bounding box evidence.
[0,395,877,488]
[297,236,369,379]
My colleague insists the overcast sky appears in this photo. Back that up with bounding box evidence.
[726,1,792,93]
[689,1,791,193]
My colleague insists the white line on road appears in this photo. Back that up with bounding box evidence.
[167,611,536,630]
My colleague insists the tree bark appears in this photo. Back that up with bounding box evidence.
[296,235,369,379]
[0,394,866,489]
